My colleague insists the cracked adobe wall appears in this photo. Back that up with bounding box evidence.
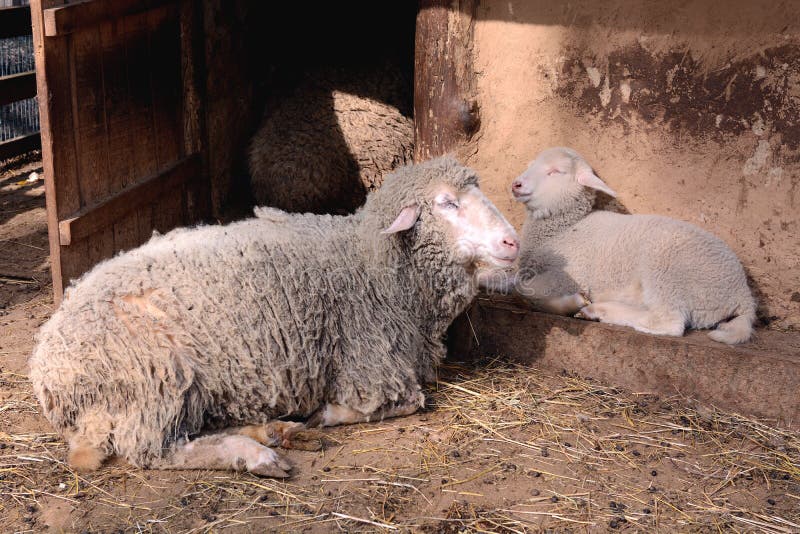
[463,0,800,329]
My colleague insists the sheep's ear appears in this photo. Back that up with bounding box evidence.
[381,205,420,234]
[575,165,617,198]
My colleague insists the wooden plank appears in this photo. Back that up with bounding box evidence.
[414,0,479,161]
[58,155,199,246]
[179,0,210,221]
[148,8,181,167]
[98,18,143,255]
[30,0,82,303]
[98,19,132,191]
[0,131,41,161]
[0,5,32,38]
[0,70,37,106]
[123,10,159,245]
[99,18,139,254]
[146,11,183,236]
[69,23,114,279]
[123,11,158,180]
[43,0,175,37]
[202,0,255,215]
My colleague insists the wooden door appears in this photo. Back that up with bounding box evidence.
[29,0,209,304]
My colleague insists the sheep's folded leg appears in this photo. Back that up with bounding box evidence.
[577,301,685,337]
[233,421,325,451]
[151,434,292,477]
[233,421,303,447]
[309,392,425,428]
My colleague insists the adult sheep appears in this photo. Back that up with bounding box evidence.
[510,147,756,344]
[248,66,414,214]
[30,156,519,477]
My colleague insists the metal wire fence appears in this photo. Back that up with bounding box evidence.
[0,0,39,144]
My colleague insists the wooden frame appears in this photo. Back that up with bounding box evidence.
[43,0,175,37]
[30,0,209,303]
[29,0,474,303]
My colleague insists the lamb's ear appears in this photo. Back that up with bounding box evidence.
[381,205,420,234]
[575,164,617,198]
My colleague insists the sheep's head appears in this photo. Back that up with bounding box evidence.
[511,147,616,219]
[382,181,519,270]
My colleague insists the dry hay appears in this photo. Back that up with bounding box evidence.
[1,359,798,532]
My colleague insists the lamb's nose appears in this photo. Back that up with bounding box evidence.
[511,180,523,190]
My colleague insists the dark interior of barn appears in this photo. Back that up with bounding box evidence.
[215,1,417,216]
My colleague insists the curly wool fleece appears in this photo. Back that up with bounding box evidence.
[30,156,483,467]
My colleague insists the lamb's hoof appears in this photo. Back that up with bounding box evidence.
[247,448,292,478]
[578,291,591,307]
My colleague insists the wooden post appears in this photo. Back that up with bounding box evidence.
[414,0,479,161]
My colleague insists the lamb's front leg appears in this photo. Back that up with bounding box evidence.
[515,271,588,315]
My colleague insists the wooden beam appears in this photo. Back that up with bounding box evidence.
[43,0,175,37]
[58,154,199,246]
[0,5,32,38]
[0,131,41,161]
[30,0,73,304]
[0,70,37,106]
[414,0,479,161]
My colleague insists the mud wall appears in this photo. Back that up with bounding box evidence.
[463,0,800,329]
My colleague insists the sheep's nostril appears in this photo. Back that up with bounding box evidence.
[511,181,522,190]
[502,238,519,251]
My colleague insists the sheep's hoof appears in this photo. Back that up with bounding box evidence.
[248,448,292,478]
[574,310,586,319]
[284,429,335,451]
[578,291,591,307]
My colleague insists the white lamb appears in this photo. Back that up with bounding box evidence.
[511,147,757,344]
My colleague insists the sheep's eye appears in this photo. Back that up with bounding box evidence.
[547,169,563,176]
[437,197,459,209]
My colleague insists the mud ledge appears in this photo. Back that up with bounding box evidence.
[448,294,800,429]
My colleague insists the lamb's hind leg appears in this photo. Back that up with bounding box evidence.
[151,433,292,477]
[577,301,685,337]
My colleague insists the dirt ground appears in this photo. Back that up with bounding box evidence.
[1,158,799,532]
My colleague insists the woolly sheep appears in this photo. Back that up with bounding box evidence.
[510,147,756,344]
[30,156,519,477]
[248,66,413,214]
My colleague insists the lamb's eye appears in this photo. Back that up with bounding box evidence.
[547,169,562,176]
[443,200,459,209]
